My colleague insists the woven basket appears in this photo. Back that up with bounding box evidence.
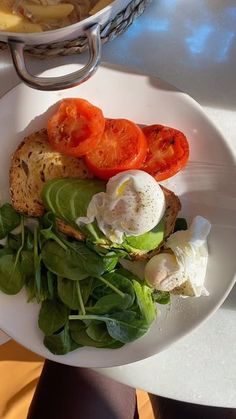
[0,0,151,58]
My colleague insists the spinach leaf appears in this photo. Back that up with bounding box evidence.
[86,293,132,315]
[102,251,119,272]
[38,299,68,336]
[40,212,56,229]
[71,327,107,348]
[152,290,170,305]
[132,280,156,325]
[86,322,109,342]
[41,241,89,281]
[26,272,56,303]
[25,229,34,251]
[0,203,21,239]
[0,254,24,294]
[44,323,80,355]
[33,228,42,297]
[62,240,108,277]
[40,227,67,250]
[86,322,123,348]
[103,272,135,303]
[70,320,121,349]
[20,250,34,278]
[47,271,55,300]
[70,311,148,343]
[8,228,34,252]
[58,277,93,310]
[106,312,149,343]
[0,247,13,257]
[80,277,94,305]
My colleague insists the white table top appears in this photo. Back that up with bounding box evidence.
[0,0,236,408]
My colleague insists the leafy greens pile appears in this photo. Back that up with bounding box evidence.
[0,203,170,355]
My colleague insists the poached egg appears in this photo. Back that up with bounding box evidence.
[145,216,211,297]
[76,170,165,243]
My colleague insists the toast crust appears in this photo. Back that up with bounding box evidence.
[10,129,92,217]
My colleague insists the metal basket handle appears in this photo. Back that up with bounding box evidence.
[8,24,101,91]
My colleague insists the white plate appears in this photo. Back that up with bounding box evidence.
[0,64,236,368]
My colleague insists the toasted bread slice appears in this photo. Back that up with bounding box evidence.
[10,129,181,259]
[10,129,93,217]
[55,186,181,260]
[161,186,181,238]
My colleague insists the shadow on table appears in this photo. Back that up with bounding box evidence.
[0,339,43,362]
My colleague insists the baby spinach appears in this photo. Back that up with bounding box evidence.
[106,312,149,343]
[153,291,170,305]
[103,272,135,303]
[0,247,13,258]
[47,271,55,301]
[44,323,81,355]
[38,299,69,336]
[20,250,35,278]
[42,238,109,281]
[34,227,42,296]
[0,254,24,294]
[41,241,89,281]
[71,327,109,348]
[86,293,132,315]
[26,271,56,303]
[7,228,34,252]
[102,251,119,272]
[0,203,21,239]
[58,277,93,310]
[70,311,149,344]
[62,240,108,277]
[40,227,67,250]
[70,320,122,349]
[132,280,156,325]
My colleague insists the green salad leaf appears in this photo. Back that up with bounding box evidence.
[41,241,89,281]
[152,291,170,305]
[38,299,69,336]
[0,203,21,239]
[44,322,81,355]
[132,280,156,325]
[0,254,24,295]
[57,277,93,310]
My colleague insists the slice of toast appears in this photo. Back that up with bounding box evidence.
[9,129,93,217]
[56,187,180,241]
[9,129,181,258]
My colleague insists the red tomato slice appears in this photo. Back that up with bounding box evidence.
[85,118,148,180]
[47,98,105,157]
[142,125,189,181]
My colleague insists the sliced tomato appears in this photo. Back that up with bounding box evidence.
[85,118,148,180]
[142,124,189,181]
[47,98,105,157]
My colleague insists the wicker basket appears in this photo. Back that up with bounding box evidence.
[0,0,151,58]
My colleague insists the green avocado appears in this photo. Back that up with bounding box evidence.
[123,218,165,252]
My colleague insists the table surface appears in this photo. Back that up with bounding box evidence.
[0,0,236,408]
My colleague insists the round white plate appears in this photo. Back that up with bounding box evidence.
[0,64,235,368]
